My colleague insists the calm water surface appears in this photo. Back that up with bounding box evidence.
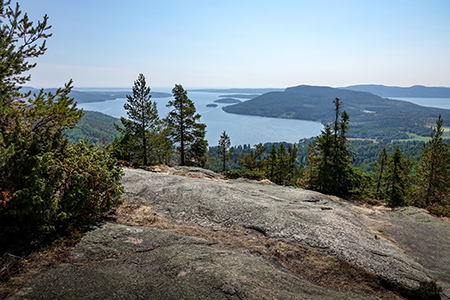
[76,90,324,146]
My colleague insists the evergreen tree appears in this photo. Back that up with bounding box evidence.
[385,147,412,207]
[267,145,278,182]
[306,98,355,198]
[416,115,450,206]
[0,1,123,248]
[372,147,388,200]
[117,73,159,166]
[237,143,266,171]
[165,84,207,166]
[217,130,231,171]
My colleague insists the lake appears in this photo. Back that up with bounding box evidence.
[76,90,324,146]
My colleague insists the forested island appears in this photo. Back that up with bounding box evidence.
[222,85,450,141]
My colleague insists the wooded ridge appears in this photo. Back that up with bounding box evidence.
[222,85,450,141]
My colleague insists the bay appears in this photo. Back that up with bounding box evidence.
[76,90,323,146]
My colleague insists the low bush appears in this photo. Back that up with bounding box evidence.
[224,169,266,181]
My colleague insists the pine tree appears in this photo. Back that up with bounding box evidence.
[165,84,207,166]
[416,115,450,206]
[217,130,231,171]
[385,147,412,207]
[0,1,123,247]
[118,73,159,166]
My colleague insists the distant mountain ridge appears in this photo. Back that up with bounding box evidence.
[343,84,450,98]
[20,86,171,103]
[223,85,450,140]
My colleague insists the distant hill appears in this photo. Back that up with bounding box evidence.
[66,111,121,144]
[20,86,171,103]
[192,88,283,94]
[343,84,450,98]
[222,85,450,141]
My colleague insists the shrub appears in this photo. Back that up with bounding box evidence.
[224,169,266,181]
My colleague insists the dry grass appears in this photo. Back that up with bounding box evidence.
[0,231,83,299]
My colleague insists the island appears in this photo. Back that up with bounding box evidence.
[213,98,242,104]
[206,103,218,108]
[218,94,260,99]
[222,85,450,141]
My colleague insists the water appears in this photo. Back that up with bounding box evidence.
[390,97,450,110]
[76,90,324,146]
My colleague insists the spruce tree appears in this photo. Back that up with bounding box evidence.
[306,98,355,198]
[267,145,278,182]
[386,147,412,207]
[217,130,232,171]
[238,143,266,171]
[416,115,450,206]
[119,73,159,166]
[165,84,207,166]
[372,147,388,200]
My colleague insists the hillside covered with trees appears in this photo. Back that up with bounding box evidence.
[223,85,450,141]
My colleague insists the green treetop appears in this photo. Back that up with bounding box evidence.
[165,84,207,166]
[217,130,231,172]
[416,115,450,206]
[119,73,159,166]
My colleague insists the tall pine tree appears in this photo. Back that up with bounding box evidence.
[117,73,159,166]
[217,130,231,171]
[165,84,207,166]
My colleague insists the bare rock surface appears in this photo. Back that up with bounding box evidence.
[9,167,450,299]
[122,168,443,296]
[9,223,374,300]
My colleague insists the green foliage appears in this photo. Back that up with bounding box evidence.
[385,147,413,207]
[306,98,357,198]
[217,130,231,171]
[261,144,302,185]
[223,169,266,181]
[414,280,442,300]
[118,73,159,166]
[237,143,267,171]
[111,74,172,166]
[66,111,122,145]
[58,141,124,226]
[372,147,388,200]
[165,84,207,166]
[0,1,124,249]
[223,85,450,141]
[415,115,450,206]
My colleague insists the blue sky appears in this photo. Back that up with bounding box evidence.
[18,0,450,88]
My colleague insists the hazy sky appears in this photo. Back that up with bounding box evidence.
[18,0,450,88]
